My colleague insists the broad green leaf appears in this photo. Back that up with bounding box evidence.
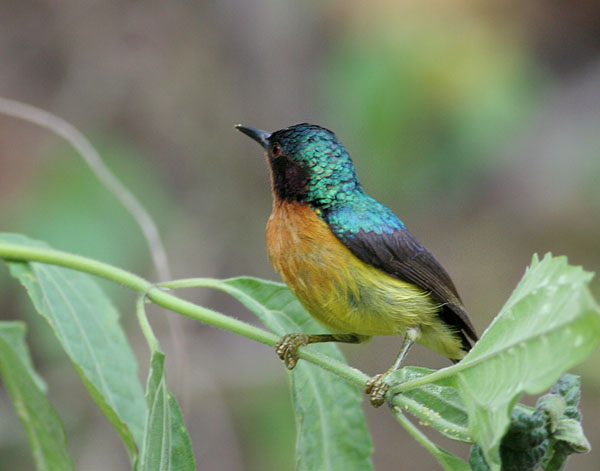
[203,277,373,471]
[0,321,74,471]
[390,367,470,442]
[444,254,600,470]
[139,350,195,471]
[0,233,146,461]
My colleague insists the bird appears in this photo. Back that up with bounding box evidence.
[235,123,477,407]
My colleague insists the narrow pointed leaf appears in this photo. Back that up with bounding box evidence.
[0,321,74,471]
[139,350,195,471]
[444,254,600,470]
[202,277,373,471]
[0,233,146,461]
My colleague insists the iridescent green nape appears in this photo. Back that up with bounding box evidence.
[270,124,359,207]
[271,124,405,234]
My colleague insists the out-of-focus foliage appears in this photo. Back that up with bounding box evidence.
[2,139,173,271]
[324,19,541,203]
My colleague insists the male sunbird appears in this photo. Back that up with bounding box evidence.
[236,123,477,407]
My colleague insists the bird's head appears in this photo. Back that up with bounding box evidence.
[235,123,360,208]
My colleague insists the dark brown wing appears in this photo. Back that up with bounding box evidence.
[338,228,478,350]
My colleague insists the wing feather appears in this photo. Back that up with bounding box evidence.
[337,227,478,346]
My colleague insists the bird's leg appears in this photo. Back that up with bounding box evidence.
[366,326,421,408]
[276,333,364,369]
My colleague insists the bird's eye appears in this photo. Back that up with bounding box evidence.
[272,143,281,157]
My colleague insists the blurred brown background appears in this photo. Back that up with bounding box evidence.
[1,1,599,470]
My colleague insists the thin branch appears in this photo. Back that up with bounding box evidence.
[136,294,162,353]
[0,242,370,388]
[391,407,471,471]
[0,97,171,281]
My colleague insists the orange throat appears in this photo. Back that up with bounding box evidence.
[265,199,334,290]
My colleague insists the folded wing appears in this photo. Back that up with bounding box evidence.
[334,226,478,351]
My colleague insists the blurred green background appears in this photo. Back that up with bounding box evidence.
[1,1,599,470]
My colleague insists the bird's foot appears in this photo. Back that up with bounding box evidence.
[365,373,390,408]
[275,333,310,369]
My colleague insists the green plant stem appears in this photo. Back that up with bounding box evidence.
[158,277,368,386]
[391,406,472,471]
[136,295,161,353]
[0,242,368,388]
[391,394,472,443]
[391,406,445,456]
[392,365,461,394]
[161,278,464,394]
[159,279,477,395]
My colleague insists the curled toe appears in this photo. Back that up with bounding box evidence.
[275,333,309,370]
[365,373,389,408]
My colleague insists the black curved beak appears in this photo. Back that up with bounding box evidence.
[235,125,271,150]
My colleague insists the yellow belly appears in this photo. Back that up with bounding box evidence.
[265,200,465,359]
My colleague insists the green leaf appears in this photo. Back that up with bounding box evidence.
[471,375,590,471]
[390,367,471,442]
[391,406,470,471]
[432,448,472,471]
[137,297,195,471]
[138,350,195,471]
[443,254,600,470]
[202,277,373,471]
[0,321,74,471]
[553,418,590,453]
[0,233,146,461]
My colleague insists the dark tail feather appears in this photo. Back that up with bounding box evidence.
[450,333,472,364]
[448,333,473,364]
[437,302,478,364]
